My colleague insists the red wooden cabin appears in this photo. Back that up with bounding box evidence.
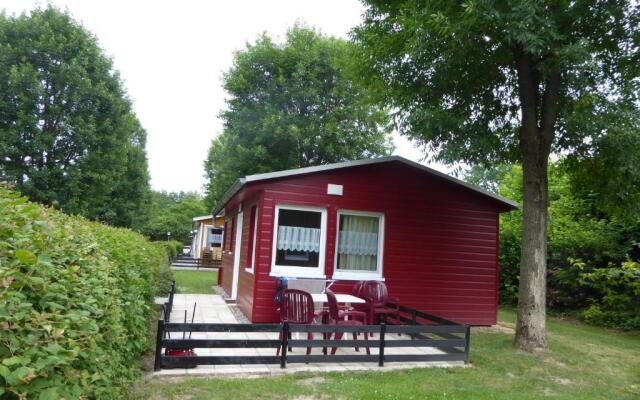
[214,156,517,325]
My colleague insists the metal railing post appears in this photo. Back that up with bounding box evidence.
[378,322,386,367]
[154,318,165,371]
[464,325,471,365]
[166,281,175,320]
[280,322,289,368]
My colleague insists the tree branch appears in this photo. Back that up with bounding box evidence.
[540,69,561,148]
[513,46,539,139]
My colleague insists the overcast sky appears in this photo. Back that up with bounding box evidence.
[3,0,439,193]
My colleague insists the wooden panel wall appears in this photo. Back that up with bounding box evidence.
[223,161,508,325]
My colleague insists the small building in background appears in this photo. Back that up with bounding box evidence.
[213,156,517,325]
[191,214,224,260]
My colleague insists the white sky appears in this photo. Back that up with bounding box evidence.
[3,0,440,193]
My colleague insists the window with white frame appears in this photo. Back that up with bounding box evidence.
[333,211,384,279]
[271,205,327,277]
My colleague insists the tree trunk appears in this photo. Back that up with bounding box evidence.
[513,46,558,352]
[515,142,549,351]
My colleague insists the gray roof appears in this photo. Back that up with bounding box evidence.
[212,155,519,215]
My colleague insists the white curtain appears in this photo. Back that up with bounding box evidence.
[337,215,379,271]
[276,226,321,252]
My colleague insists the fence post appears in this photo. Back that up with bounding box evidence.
[378,322,386,367]
[464,325,471,365]
[154,318,165,371]
[165,284,173,320]
[280,322,289,368]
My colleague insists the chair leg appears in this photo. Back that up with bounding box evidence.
[370,315,375,338]
[352,332,359,352]
[331,332,344,355]
[288,331,292,352]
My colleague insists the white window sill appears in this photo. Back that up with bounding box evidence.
[269,271,327,279]
[332,272,384,281]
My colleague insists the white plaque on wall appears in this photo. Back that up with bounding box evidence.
[327,184,343,196]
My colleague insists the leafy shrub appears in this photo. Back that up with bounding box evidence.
[0,187,169,399]
[496,164,640,329]
[168,240,184,258]
[580,261,640,330]
[155,240,183,259]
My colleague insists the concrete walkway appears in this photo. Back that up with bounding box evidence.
[154,294,465,377]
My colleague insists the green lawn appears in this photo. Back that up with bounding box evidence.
[173,270,218,294]
[135,309,639,400]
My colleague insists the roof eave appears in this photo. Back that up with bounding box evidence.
[392,157,520,210]
[212,177,246,216]
[211,156,519,214]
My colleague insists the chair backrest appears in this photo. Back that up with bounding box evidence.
[360,281,389,307]
[351,281,365,297]
[280,289,315,324]
[325,289,340,321]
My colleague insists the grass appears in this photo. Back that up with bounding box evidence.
[173,270,218,294]
[134,308,639,399]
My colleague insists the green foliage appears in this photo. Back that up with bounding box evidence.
[494,164,640,328]
[204,25,393,207]
[140,191,208,243]
[159,240,184,259]
[564,113,640,219]
[580,261,640,330]
[463,164,511,194]
[353,1,640,166]
[0,6,151,228]
[0,186,169,399]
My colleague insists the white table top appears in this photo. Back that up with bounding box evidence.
[311,293,366,304]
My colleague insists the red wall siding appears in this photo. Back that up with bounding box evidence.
[224,161,507,325]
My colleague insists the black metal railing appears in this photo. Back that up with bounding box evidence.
[154,303,470,371]
[160,280,176,322]
[170,256,220,270]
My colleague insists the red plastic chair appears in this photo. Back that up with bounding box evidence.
[276,289,316,356]
[351,280,366,299]
[358,281,401,328]
[325,290,370,355]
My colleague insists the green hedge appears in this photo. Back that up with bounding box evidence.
[0,187,172,399]
[160,239,184,259]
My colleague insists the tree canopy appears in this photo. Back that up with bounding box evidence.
[141,191,208,243]
[0,6,151,227]
[354,0,640,350]
[354,1,639,166]
[204,26,393,207]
